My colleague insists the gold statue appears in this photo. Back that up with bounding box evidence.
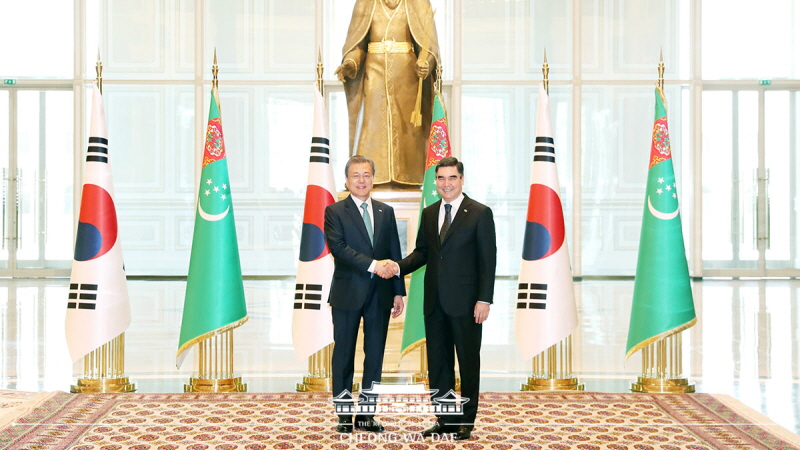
[336,0,440,187]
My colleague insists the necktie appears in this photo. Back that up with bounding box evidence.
[361,202,373,245]
[440,203,452,244]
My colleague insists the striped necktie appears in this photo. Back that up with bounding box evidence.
[440,203,452,244]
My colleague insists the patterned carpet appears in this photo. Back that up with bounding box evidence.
[1,390,798,449]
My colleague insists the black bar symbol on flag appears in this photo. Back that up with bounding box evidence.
[87,136,109,163]
[534,136,556,163]
[517,283,547,309]
[294,283,323,310]
[67,283,99,310]
[310,137,330,164]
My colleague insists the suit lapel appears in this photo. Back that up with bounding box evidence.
[345,197,373,247]
[428,199,443,251]
[440,195,472,247]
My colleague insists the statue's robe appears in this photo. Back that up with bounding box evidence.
[341,0,440,186]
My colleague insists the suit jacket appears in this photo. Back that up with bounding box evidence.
[325,196,406,310]
[399,194,497,316]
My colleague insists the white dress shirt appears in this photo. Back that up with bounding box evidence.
[438,193,465,233]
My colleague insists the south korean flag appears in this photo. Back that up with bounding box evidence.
[65,83,131,362]
[514,84,578,361]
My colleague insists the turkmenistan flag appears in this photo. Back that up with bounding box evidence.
[401,91,451,358]
[625,87,696,360]
[177,88,248,368]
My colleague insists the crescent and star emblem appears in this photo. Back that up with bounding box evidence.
[198,203,230,221]
[647,196,679,220]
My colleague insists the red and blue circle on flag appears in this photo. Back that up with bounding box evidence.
[74,184,118,261]
[299,185,335,262]
[522,184,565,261]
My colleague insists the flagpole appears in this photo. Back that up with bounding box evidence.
[185,329,246,392]
[521,52,583,392]
[184,51,247,393]
[96,49,103,94]
[405,66,464,393]
[542,48,549,95]
[629,52,694,394]
[71,53,136,394]
[212,48,219,90]
[405,64,446,391]
[297,52,336,392]
[522,336,583,391]
[316,48,324,96]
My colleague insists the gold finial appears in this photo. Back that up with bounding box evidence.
[542,48,549,95]
[212,48,219,90]
[657,48,665,91]
[316,48,324,95]
[436,64,443,94]
[95,49,103,94]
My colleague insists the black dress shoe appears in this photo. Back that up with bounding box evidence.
[354,416,385,432]
[453,426,472,441]
[336,416,353,434]
[421,421,448,437]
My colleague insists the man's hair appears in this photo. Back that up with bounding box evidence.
[435,156,464,176]
[345,155,376,176]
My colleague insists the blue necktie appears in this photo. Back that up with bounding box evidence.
[361,202,375,278]
[361,202,373,245]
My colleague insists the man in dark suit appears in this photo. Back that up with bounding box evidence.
[324,155,406,434]
[394,157,496,440]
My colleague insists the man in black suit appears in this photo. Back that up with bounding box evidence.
[324,155,406,434]
[394,157,496,440]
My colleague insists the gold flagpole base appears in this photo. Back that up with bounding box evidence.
[521,377,584,391]
[70,377,137,393]
[380,373,415,384]
[631,376,695,393]
[411,374,429,388]
[184,376,247,393]
[296,377,360,393]
[407,375,456,392]
[296,376,332,392]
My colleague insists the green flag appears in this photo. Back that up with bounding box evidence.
[401,91,452,358]
[625,87,696,360]
[177,88,248,367]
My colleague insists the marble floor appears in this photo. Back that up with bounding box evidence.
[0,278,798,435]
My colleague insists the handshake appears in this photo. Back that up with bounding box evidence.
[374,260,400,279]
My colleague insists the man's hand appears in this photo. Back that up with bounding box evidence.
[391,295,405,318]
[375,260,399,279]
[335,60,357,82]
[474,302,490,324]
[415,59,430,79]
